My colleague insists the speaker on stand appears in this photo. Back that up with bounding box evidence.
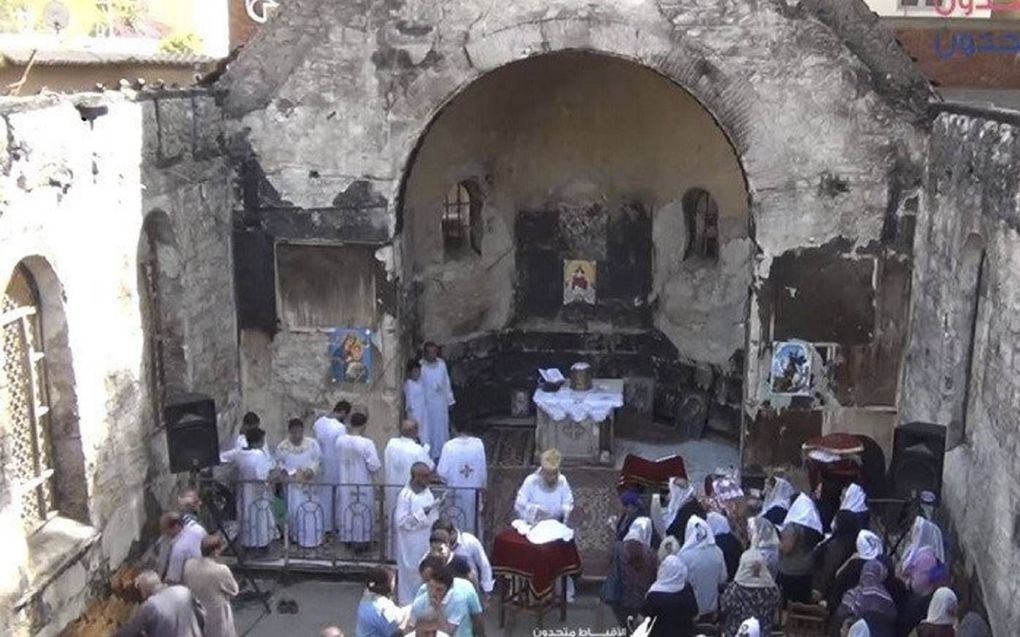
[162,393,271,613]
[890,421,946,504]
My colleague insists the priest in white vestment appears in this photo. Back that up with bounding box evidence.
[313,401,350,532]
[404,359,429,437]
[276,418,325,548]
[420,342,455,462]
[513,448,577,601]
[394,462,441,604]
[335,412,381,547]
[436,423,487,539]
[384,419,434,554]
[220,428,276,548]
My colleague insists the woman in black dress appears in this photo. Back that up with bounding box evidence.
[642,554,699,637]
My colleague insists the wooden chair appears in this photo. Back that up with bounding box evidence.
[784,602,828,637]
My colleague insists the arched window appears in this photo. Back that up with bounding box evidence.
[442,181,482,258]
[682,188,720,261]
[1,264,56,530]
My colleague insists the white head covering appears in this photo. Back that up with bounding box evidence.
[657,535,682,562]
[748,517,780,550]
[680,515,716,553]
[847,618,871,637]
[856,530,883,561]
[648,555,689,594]
[761,477,795,513]
[902,516,946,565]
[840,483,868,513]
[665,477,695,529]
[623,516,653,547]
[781,494,823,534]
[707,511,732,536]
[736,617,761,637]
[733,549,775,588]
[925,587,958,625]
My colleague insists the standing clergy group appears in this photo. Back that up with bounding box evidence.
[217,342,493,566]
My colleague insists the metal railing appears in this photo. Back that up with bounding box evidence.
[201,478,483,572]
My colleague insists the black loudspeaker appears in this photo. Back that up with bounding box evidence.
[890,422,946,502]
[164,393,220,473]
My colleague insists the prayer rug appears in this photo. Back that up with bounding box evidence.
[485,465,619,578]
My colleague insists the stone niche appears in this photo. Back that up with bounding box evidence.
[401,52,751,434]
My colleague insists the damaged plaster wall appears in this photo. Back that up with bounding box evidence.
[901,106,1020,636]
[0,92,240,637]
[219,0,929,449]
[404,52,750,365]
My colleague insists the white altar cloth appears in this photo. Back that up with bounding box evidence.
[532,379,624,423]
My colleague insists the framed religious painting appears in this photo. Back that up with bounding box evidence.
[329,328,373,383]
[563,259,597,305]
[770,341,812,395]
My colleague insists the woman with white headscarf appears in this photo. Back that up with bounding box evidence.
[678,515,728,617]
[915,587,958,637]
[760,477,796,526]
[748,517,781,578]
[845,618,872,637]
[735,617,761,637]
[606,516,658,628]
[829,530,907,614]
[777,493,824,604]
[720,550,781,637]
[838,483,871,531]
[642,555,699,637]
[899,517,946,576]
[652,477,707,541]
[708,511,743,580]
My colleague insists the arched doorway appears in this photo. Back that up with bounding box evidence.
[400,52,751,474]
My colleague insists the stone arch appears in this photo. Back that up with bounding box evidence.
[137,210,188,421]
[393,21,757,235]
[0,255,89,524]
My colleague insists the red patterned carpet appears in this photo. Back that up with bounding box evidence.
[484,464,619,578]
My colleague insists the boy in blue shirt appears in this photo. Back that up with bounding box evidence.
[411,558,484,637]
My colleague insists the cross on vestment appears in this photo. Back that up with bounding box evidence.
[459,463,475,479]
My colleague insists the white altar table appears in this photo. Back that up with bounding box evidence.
[533,379,623,465]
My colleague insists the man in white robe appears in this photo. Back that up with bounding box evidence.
[384,419,434,555]
[313,400,350,532]
[275,418,324,548]
[513,448,577,602]
[394,462,441,604]
[220,428,276,548]
[335,411,381,549]
[436,421,487,539]
[404,359,429,438]
[420,342,455,462]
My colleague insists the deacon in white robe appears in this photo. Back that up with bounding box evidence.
[275,419,325,548]
[219,428,276,548]
[436,426,487,539]
[384,419,434,554]
[394,462,441,604]
[404,359,429,435]
[335,412,381,545]
[420,342,455,462]
[312,401,350,532]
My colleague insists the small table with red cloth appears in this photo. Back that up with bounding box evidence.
[617,453,687,493]
[802,433,865,491]
[490,527,582,627]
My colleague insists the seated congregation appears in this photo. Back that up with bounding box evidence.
[599,474,982,637]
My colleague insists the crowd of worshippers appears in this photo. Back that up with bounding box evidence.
[603,474,989,637]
